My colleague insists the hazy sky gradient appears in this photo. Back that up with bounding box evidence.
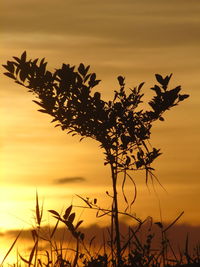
[1,0,200,236]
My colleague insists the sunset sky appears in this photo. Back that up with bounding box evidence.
[1,1,200,256]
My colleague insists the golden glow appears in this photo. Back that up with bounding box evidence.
[1,0,200,262]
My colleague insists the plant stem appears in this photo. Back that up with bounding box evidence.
[111,163,121,265]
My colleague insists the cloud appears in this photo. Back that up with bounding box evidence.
[53,177,86,184]
[3,221,200,257]
[2,0,200,49]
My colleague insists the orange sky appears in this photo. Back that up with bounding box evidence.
[1,0,200,245]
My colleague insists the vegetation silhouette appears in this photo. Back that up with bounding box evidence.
[3,51,190,266]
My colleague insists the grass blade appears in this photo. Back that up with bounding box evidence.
[36,190,43,226]
[163,211,184,233]
[1,231,21,265]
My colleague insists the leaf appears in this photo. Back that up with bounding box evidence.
[2,62,14,73]
[63,205,72,220]
[155,74,164,85]
[13,56,21,63]
[68,212,75,224]
[19,69,27,82]
[45,70,52,80]
[122,172,128,205]
[39,60,47,75]
[163,73,172,89]
[85,65,90,75]
[89,236,96,248]
[15,80,23,85]
[163,211,184,233]
[38,109,48,113]
[135,159,144,169]
[51,118,58,123]
[1,231,21,265]
[28,240,38,264]
[185,233,189,258]
[93,79,101,87]
[50,219,59,238]
[19,254,31,264]
[163,86,181,107]
[151,85,162,96]
[40,57,45,67]
[52,215,63,221]
[94,91,101,100]
[31,230,38,241]
[155,74,172,90]
[121,134,131,149]
[179,94,189,101]
[32,58,39,65]
[19,240,38,265]
[78,63,85,76]
[125,156,131,166]
[4,72,15,79]
[138,82,145,91]
[75,220,83,230]
[80,233,85,241]
[84,73,91,82]
[76,194,92,208]
[159,116,164,121]
[90,73,96,81]
[89,73,100,87]
[117,76,125,86]
[15,81,23,86]
[21,51,27,62]
[32,100,44,108]
[48,209,60,217]
[65,220,74,232]
[36,191,42,226]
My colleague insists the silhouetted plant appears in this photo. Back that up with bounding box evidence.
[48,205,86,267]
[3,51,189,266]
[2,194,200,267]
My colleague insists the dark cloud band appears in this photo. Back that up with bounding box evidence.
[53,177,86,184]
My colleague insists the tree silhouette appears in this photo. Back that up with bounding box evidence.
[3,51,189,265]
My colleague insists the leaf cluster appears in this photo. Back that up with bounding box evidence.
[3,52,189,175]
[48,205,84,241]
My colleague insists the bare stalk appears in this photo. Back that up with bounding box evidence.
[111,163,121,266]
